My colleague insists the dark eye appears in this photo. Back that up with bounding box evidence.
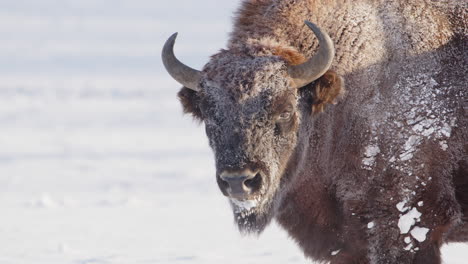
[278,111,292,121]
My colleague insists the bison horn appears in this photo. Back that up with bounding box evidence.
[288,21,335,89]
[162,33,201,91]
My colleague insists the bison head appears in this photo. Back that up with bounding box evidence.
[162,22,343,233]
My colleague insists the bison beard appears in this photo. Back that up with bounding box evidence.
[230,196,275,234]
[163,0,467,263]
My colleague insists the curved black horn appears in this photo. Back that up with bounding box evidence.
[288,21,335,88]
[161,33,201,91]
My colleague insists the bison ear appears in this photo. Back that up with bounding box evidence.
[302,70,345,114]
[178,87,203,121]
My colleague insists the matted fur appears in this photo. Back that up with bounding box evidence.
[171,0,467,263]
[311,70,344,113]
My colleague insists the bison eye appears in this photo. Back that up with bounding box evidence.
[278,111,292,121]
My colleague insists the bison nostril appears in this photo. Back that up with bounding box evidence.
[219,170,263,199]
[220,178,230,189]
[244,173,262,193]
[218,177,231,195]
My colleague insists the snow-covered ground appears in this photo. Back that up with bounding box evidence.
[0,1,465,263]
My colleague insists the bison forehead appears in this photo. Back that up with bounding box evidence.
[201,51,292,102]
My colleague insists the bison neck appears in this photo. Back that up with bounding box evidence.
[275,112,353,259]
[275,173,345,259]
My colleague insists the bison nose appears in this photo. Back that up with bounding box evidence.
[219,170,262,200]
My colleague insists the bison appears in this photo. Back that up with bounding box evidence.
[162,0,467,263]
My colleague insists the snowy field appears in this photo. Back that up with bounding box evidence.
[0,0,465,263]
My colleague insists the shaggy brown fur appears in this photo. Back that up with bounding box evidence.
[170,0,467,263]
[269,40,307,65]
[311,70,344,113]
[178,88,203,121]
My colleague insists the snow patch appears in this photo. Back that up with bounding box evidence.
[440,122,452,137]
[365,145,380,157]
[396,200,408,212]
[411,226,429,242]
[399,135,421,161]
[331,249,341,256]
[388,74,458,182]
[231,199,257,212]
[367,221,375,229]
[399,152,414,161]
[404,243,413,251]
[398,207,422,234]
[439,141,448,151]
[404,135,421,151]
[362,144,380,169]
